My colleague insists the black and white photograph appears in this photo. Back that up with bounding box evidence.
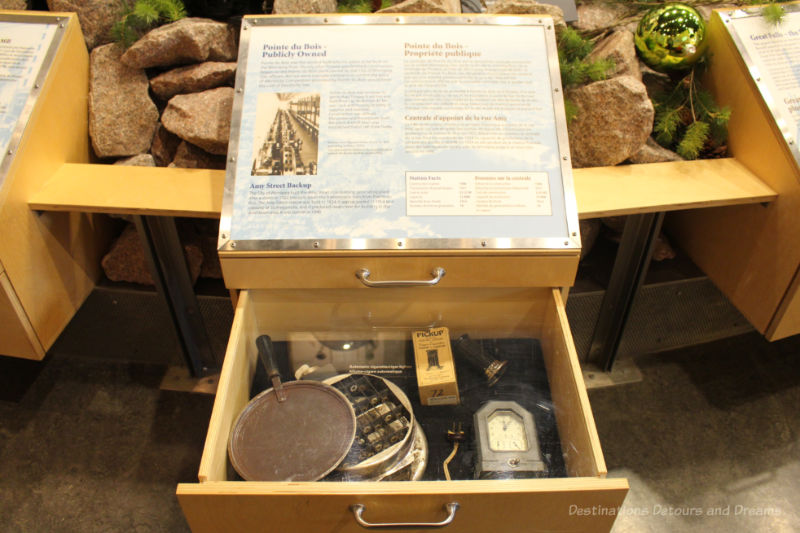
[251,92,320,176]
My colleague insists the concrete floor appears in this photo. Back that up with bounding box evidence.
[0,355,211,532]
[1,323,798,531]
[593,333,800,532]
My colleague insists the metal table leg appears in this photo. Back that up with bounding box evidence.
[586,212,665,371]
[134,215,218,377]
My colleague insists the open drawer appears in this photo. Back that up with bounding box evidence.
[177,287,628,532]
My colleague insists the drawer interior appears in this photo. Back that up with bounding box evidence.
[197,286,605,484]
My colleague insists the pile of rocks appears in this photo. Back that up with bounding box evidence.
[90,18,236,166]
[90,17,238,284]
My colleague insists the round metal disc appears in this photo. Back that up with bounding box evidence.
[228,381,356,481]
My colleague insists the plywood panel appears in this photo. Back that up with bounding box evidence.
[767,266,800,340]
[30,158,776,220]
[667,9,800,336]
[574,158,775,219]
[0,271,44,359]
[30,163,225,218]
[0,13,112,354]
[220,254,579,290]
[541,288,606,478]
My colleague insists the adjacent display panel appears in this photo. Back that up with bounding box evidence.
[723,4,800,167]
[220,16,578,252]
[0,15,61,190]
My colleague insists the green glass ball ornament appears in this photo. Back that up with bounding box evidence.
[635,3,708,72]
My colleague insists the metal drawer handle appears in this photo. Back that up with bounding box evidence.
[356,267,446,288]
[350,503,459,529]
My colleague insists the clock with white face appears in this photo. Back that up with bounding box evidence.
[474,400,545,479]
[487,409,529,452]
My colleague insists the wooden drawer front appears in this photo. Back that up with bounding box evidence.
[178,288,627,532]
[219,253,579,290]
[179,481,627,533]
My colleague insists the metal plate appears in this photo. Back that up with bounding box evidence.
[228,380,356,481]
[218,14,579,253]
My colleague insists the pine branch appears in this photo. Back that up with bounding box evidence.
[161,0,187,21]
[111,19,140,48]
[564,98,579,124]
[648,58,730,159]
[761,3,786,25]
[558,27,593,62]
[338,0,390,12]
[677,121,710,159]
[132,0,160,26]
[654,106,683,145]
[585,58,615,82]
[559,58,588,87]
[558,29,615,89]
[113,0,186,47]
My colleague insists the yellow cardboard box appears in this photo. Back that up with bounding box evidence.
[411,327,460,406]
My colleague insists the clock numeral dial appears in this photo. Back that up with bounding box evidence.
[486,409,529,452]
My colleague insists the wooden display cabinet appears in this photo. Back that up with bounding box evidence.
[0,12,112,360]
[177,15,627,532]
[669,6,800,340]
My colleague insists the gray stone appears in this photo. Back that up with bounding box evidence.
[168,141,227,169]
[642,67,672,99]
[652,233,676,261]
[587,29,640,80]
[150,123,182,167]
[101,224,154,286]
[47,0,118,49]
[1,0,28,9]
[273,0,337,14]
[600,215,625,235]
[192,219,223,279]
[114,154,156,166]
[89,43,159,158]
[628,137,683,164]
[120,18,237,69]
[200,234,223,278]
[101,222,204,286]
[579,218,601,260]
[567,75,654,168]
[378,0,460,14]
[600,215,675,261]
[487,0,565,29]
[572,2,638,32]
[150,61,236,100]
[161,87,233,156]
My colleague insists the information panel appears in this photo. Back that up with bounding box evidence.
[725,5,800,166]
[0,19,59,186]
[221,16,577,251]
